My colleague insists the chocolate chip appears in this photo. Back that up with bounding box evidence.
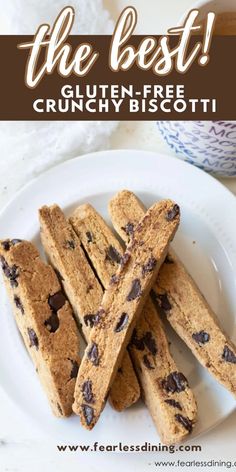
[110,274,120,285]
[165,254,174,264]
[142,257,157,276]
[70,360,79,379]
[27,328,39,350]
[57,403,63,415]
[114,313,129,333]
[118,367,123,374]
[143,332,158,356]
[48,291,66,312]
[14,295,24,314]
[130,329,145,351]
[84,312,101,328]
[106,246,122,264]
[82,380,94,403]
[175,414,193,433]
[165,399,182,411]
[11,239,22,246]
[87,343,99,366]
[162,372,188,393]
[127,279,142,301]
[192,331,210,346]
[1,239,22,251]
[64,240,75,250]
[143,355,155,370]
[222,346,236,364]
[82,404,94,426]
[156,293,172,312]
[44,312,59,333]
[166,204,180,221]
[122,222,134,237]
[54,268,64,282]
[1,241,11,251]
[0,258,20,288]
[86,232,93,243]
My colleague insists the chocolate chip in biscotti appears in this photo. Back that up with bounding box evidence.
[114,313,129,332]
[1,239,22,251]
[82,404,94,426]
[64,240,76,250]
[82,380,94,403]
[127,279,142,301]
[222,346,236,364]
[70,360,79,379]
[0,257,20,287]
[175,414,193,433]
[162,372,188,393]
[87,343,99,366]
[110,274,120,285]
[155,293,172,312]
[14,295,24,314]
[143,354,155,370]
[86,231,93,243]
[106,245,122,264]
[1,241,11,251]
[27,328,39,350]
[130,329,145,351]
[84,313,101,328]
[143,332,158,356]
[122,222,134,237]
[166,204,180,221]
[165,399,182,411]
[44,312,60,333]
[192,331,210,346]
[48,291,66,312]
[142,257,157,276]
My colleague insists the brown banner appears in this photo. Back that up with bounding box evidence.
[0,35,235,120]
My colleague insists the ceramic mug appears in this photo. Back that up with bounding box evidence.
[157,0,236,177]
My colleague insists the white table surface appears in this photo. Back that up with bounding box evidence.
[0,1,235,471]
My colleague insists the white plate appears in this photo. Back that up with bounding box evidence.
[0,150,235,445]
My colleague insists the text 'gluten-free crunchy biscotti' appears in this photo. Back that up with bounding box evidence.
[0,239,80,417]
[109,190,236,397]
[70,203,197,444]
[39,205,140,412]
[73,199,180,430]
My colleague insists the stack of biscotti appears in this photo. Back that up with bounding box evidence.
[0,239,80,417]
[39,205,140,412]
[70,204,197,444]
[109,190,236,396]
[72,199,182,430]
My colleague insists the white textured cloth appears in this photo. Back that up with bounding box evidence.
[0,0,117,208]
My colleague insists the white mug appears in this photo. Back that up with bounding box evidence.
[157,0,236,177]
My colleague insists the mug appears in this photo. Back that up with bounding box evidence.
[157,0,236,177]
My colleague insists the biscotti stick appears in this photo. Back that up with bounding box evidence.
[109,190,236,397]
[70,204,197,444]
[39,205,140,411]
[73,199,180,430]
[0,240,80,417]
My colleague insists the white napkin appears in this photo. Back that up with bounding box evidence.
[0,0,117,208]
